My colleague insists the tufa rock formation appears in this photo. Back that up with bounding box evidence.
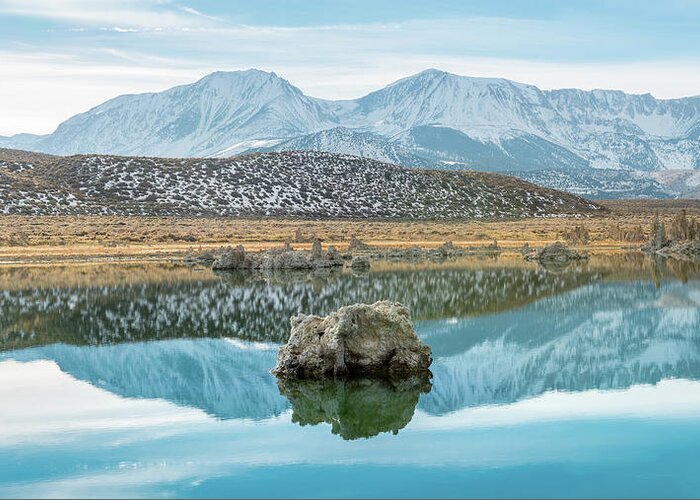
[645,212,669,252]
[669,210,699,241]
[350,256,371,270]
[211,245,248,270]
[522,242,588,263]
[209,242,344,271]
[371,241,477,262]
[310,237,323,259]
[608,223,646,243]
[435,240,458,256]
[272,301,432,380]
[643,210,700,261]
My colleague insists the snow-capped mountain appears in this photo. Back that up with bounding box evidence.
[3,68,700,197]
[11,69,338,158]
[347,69,568,140]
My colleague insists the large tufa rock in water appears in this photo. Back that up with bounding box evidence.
[272,301,432,380]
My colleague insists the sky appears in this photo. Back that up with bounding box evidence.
[2,0,700,135]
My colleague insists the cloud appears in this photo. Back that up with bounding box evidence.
[0,0,217,29]
[0,50,207,135]
[176,4,222,22]
[2,14,700,134]
[3,44,700,136]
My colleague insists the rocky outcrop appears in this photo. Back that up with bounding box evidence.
[434,240,458,256]
[643,212,670,253]
[522,242,588,263]
[277,376,430,440]
[651,239,700,261]
[643,211,700,261]
[212,245,248,270]
[207,243,345,271]
[370,240,487,262]
[272,301,432,380]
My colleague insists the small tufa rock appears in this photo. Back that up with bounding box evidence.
[272,301,432,381]
[184,248,217,266]
[486,239,499,251]
[647,212,669,251]
[646,238,700,261]
[561,224,590,245]
[435,240,456,256]
[257,250,315,270]
[325,245,343,265]
[311,237,323,259]
[351,256,371,270]
[522,242,588,263]
[212,245,248,270]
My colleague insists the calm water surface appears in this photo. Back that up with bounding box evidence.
[1,254,700,498]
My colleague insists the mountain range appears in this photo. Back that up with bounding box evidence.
[3,68,700,198]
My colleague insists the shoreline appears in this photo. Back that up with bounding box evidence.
[2,200,698,265]
[0,240,640,266]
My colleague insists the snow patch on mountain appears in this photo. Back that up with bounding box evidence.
[0,149,602,217]
[4,68,700,197]
[247,127,434,167]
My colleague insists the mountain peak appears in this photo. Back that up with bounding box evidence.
[389,68,532,93]
[415,68,451,77]
[195,69,288,87]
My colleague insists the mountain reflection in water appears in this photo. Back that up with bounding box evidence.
[0,259,599,350]
[2,254,700,434]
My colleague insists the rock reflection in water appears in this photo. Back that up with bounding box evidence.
[277,376,431,440]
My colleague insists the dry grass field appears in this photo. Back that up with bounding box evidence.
[1,199,698,263]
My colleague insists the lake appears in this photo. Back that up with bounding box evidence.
[1,254,700,498]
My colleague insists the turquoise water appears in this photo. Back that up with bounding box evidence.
[1,256,700,498]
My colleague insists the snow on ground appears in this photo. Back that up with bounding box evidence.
[0,150,601,218]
